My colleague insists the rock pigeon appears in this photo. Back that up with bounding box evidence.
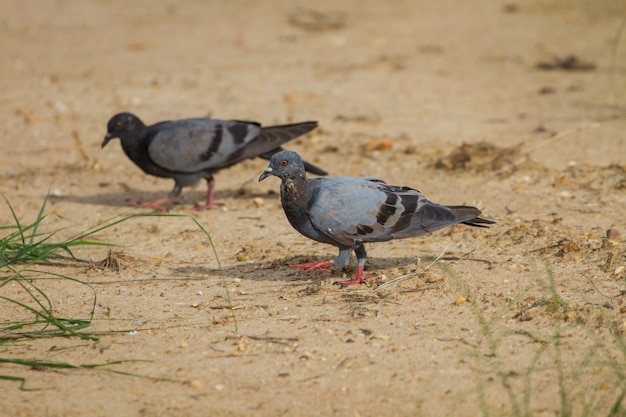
[101,112,327,211]
[259,150,495,287]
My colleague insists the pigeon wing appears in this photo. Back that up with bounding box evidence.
[147,118,261,173]
[308,178,431,245]
[307,178,483,242]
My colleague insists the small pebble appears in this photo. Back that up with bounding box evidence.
[455,297,467,305]
[189,380,203,389]
[607,229,620,240]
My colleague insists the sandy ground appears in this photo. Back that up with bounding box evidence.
[2,0,626,416]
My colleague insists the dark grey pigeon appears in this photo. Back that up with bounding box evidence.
[259,150,495,287]
[102,112,327,211]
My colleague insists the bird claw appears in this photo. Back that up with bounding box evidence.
[334,275,370,288]
[334,266,372,288]
[193,201,224,211]
[289,261,333,274]
[130,200,171,212]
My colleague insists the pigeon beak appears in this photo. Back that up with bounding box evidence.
[101,133,113,148]
[258,167,273,182]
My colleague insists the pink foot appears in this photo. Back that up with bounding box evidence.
[335,265,372,288]
[290,260,334,274]
[130,197,176,212]
[193,201,224,211]
[192,177,223,210]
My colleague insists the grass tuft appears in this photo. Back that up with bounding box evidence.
[1,195,230,389]
[0,194,115,267]
[441,256,626,417]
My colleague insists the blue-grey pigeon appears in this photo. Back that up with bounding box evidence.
[259,150,495,287]
[102,112,327,211]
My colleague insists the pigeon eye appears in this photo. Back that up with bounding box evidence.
[115,122,123,129]
[281,160,288,166]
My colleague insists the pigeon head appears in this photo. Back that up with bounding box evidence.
[259,150,306,182]
[102,112,145,148]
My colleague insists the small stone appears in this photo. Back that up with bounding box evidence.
[455,297,467,305]
[189,380,203,389]
[561,241,580,253]
[607,229,620,240]
[425,272,444,283]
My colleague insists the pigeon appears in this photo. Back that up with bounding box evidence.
[101,112,327,211]
[259,150,495,287]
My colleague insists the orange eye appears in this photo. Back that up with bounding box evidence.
[281,160,288,166]
[115,122,123,129]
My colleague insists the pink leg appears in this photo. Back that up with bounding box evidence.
[194,177,224,211]
[130,196,177,212]
[335,265,372,288]
[290,260,334,274]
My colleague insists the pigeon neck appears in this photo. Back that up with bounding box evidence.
[283,171,307,184]
[280,173,310,222]
[119,125,149,165]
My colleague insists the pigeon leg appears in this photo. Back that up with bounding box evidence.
[335,244,371,287]
[130,197,177,212]
[335,265,373,288]
[130,183,182,212]
[194,177,223,210]
[290,260,334,274]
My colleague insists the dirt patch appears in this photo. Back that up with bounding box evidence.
[433,141,533,175]
[2,1,626,416]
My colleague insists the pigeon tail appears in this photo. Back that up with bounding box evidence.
[259,121,318,140]
[461,217,496,228]
[447,205,495,228]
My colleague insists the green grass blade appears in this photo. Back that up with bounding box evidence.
[0,374,44,391]
[189,215,237,332]
[0,358,180,383]
[27,192,49,247]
